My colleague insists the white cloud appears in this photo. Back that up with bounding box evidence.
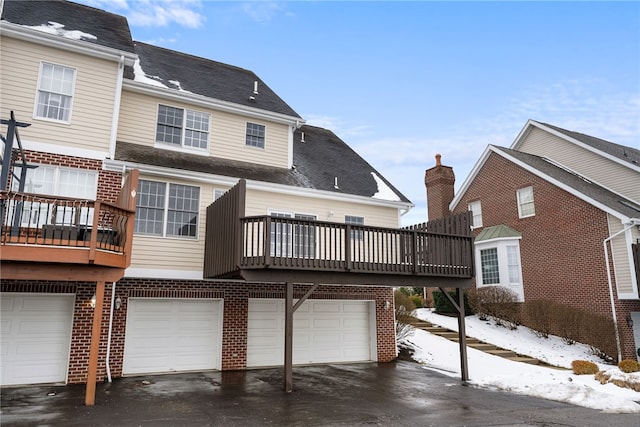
[79,0,205,29]
[241,2,287,23]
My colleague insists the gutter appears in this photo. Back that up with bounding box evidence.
[603,218,640,362]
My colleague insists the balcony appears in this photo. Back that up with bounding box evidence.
[0,171,138,282]
[204,180,475,287]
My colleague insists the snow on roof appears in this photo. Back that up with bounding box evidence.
[133,59,168,88]
[371,172,401,201]
[23,21,97,41]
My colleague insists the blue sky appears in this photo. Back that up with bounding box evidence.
[79,0,640,226]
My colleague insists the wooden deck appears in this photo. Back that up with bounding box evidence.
[204,179,475,287]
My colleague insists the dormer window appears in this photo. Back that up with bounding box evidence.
[245,122,265,148]
[35,62,76,123]
[156,104,209,150]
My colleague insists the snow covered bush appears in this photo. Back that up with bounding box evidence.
[394,289,416,342]
[468,286,520,329]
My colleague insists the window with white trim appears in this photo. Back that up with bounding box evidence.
[135,179,200,238]
[475,238,524,301]
[156,105,209,149]
[11,165,97,226]
[517,186,535,218]
[269,211,316,257]
[345,215,365,240]
[213,189,226,201]
[245,122,265,148]
[35,62,76,122]
[468,200,482,228]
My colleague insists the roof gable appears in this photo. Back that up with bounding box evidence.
[1,0,135,53]
[126,42,301,119]
[512,120,640,170]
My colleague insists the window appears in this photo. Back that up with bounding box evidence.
[269,211,316,257]
[35,62,76,122]
[213,189,226,201]
[156,105,209,149]
[345,215,365,240]
[10,165,97,226]
[480,248,500,285]
[246,122,265,148]
[517,186,535,218]
[135,180,200,238]
[474,235,524,301]
[468,200,482,228]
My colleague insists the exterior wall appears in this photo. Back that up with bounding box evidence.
[129,177,402,273]
[453,152,640,359]
[518,127,640,202]
[0,280,396,384]
[117,90,290,168]
[607,214,640,298]
[0,36,119,154]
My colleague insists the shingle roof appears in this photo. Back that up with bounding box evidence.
[115,125,410,203]
[126,42,301,118]
[1,0,135,53]
[492,146,640,219]
[536,121,640,167]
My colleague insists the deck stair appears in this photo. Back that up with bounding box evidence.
[411,319,542,366]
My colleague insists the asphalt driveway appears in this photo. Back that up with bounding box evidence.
[1,360,637,427]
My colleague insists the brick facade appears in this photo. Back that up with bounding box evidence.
[450,152,640,360]
[1,279,395,384]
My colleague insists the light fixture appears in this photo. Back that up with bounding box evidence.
[115,296,122,310]
[627,314,634,328]
[384,300,391,310]
[90,294,96,309]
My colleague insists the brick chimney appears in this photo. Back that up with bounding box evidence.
[425,154,455,221]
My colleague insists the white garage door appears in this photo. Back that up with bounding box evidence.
[123,299,222,375]
[0,293,75,386]
[247,299,375,367]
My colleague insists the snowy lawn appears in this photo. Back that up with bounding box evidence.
[402,308,640,413]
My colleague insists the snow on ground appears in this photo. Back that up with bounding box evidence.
[403,308,640,413]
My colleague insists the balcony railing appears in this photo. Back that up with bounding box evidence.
[1,191,135,267]
[204,179,475,286]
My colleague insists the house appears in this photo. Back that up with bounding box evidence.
[425,120,640,361]
[0,0,474,403]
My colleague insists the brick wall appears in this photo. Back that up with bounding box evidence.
[1,279,396,384]
[452,152,640,359]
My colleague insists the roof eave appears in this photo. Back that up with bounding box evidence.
[0,21,137,66]
[104,158,413,211]
[123,80,304,126]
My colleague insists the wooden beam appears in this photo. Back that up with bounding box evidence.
[439,287,469,382]
[1,263,125,282]
[284,282,293,393]
[85,281,105,406]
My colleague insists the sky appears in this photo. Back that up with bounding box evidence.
[409,308,640,413]
[77,0,640,226]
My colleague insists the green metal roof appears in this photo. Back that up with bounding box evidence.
[475,224,521,242]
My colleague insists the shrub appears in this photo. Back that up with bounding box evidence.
[522,299,553,338]
[432,290,472,315]
[410,295,423,308]
[394,290,416,342]
[618,359,640,373]
[468,286,520,329]
[571,360,599,375]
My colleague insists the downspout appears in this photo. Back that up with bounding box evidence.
[106,281,117,382]
[603,221,637,362]
[108,55,125,160]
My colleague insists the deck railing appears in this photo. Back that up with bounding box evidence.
[0,191,134,254]
[204,179,474,280]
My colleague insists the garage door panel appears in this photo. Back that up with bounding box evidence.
[123,299,221,375]
[1,294,74,386]
[247,299,374,368]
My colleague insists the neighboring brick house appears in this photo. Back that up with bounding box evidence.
[425,120,640,361]
[0,0,474,395]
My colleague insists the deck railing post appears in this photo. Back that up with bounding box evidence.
[345,224,352,271]
[411,230,418,273]
[264,216,272,266]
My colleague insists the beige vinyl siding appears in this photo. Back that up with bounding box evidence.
[519,128,639,202]
[129,180,401,272]
[607,214,639,298]
[118,90,290,168]
[0,37,118,152]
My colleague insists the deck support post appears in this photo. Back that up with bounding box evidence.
[85,280,105,406]
[284,281,293,392]
[439,287,469,382]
